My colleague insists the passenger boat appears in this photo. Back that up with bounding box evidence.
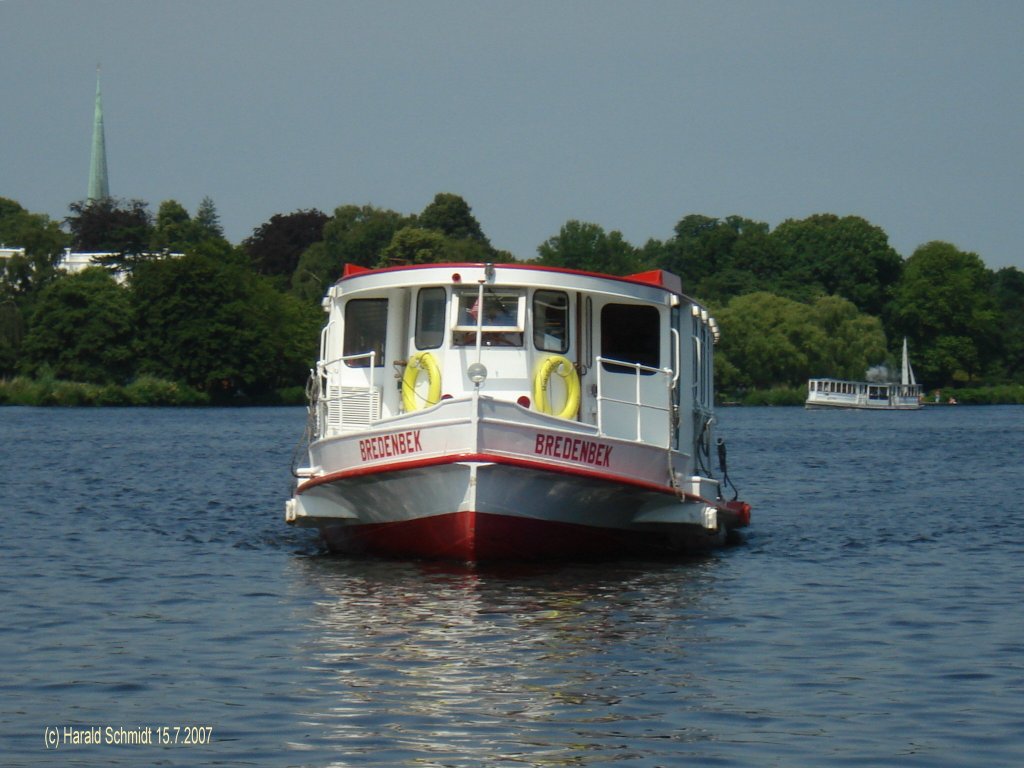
[806,337,922,410]
[285,262,750,560]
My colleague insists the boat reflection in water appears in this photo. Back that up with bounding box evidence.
[287,555,721,763]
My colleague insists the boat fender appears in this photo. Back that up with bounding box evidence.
[401,352,442,412]
[533,355,581,420]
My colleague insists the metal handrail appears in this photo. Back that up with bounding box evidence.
[594,355,674,445]
[316,351,379,436]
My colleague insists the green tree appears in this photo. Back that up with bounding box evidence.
[417,192,491,246]
[377,227,450,267]
[0,198,70,375]
[131,249,319,394]
[714,292,823,390]
[292,205,412,301]
[244,209,329,278]
[657,214,738,289]
[150,198,230,253]
[770,214,903,316]
[194,196,224,241]
[890,241,1000,385]
[20,268,136,383]
[0,197,68,296]
[0,298,24,376]
[536,220,643,275]
[65,198,153,259]
[150,200,193,252]
[0,198,22,221]
[713,291,886,390]
[808,294,888,379]
[653,214,786,303]
[991,267,1024,381]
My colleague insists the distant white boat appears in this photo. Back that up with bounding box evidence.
[806,338,922,410]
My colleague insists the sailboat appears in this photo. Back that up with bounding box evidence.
[806,338,922,410]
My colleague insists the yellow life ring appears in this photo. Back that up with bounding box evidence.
[402,352,442,412]
[533,355,580,420]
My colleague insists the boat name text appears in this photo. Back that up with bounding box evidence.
[359,430,423,462]
[534,433,612,467]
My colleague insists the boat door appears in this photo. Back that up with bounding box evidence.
[318,289,407,434]
[590,299,672,446]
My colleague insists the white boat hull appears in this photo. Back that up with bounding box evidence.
[804,396,922,410]
[287,397,749,560]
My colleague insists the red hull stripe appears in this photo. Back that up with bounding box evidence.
[319,509,717,561]
[298,451,688,498]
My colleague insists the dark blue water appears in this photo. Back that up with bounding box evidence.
[2,405,1022,766]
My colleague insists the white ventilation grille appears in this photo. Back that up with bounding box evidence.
[326,386,381,434]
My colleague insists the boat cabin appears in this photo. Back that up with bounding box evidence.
[310,262,719,459]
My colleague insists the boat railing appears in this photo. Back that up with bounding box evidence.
[315,351,381,437]
[594,355,674,446]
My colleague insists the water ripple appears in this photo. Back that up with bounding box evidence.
[2,406,1023,766]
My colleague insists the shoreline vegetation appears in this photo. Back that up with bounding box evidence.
[0,375,305,407]
[2,376,1022,408]
[5,195,1024,406]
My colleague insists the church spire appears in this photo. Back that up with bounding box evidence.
[87,67,110,201]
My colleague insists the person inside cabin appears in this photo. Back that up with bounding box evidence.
[456,291,522,346]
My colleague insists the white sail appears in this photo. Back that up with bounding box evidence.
[901,337,916,386]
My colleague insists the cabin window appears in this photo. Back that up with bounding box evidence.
[600,303,660,374]
[451,288,524,347]
[343,298,387,367]
[533,290,569,353]
[415,287,446,350]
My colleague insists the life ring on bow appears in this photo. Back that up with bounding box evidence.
[533,355,580,420]
[402,352,442,412]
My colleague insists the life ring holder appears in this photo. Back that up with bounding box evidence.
[533,355,581,420]
[402,352,442,412]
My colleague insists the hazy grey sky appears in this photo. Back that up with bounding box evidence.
[3,0,1022,270]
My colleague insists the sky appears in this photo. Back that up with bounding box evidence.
[2,0,1022,270]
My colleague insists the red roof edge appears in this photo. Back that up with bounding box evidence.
[624,269,682,294]
[340,262,684,295]
[342,263,372,278]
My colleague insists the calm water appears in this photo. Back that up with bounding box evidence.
[2,405,1022,767]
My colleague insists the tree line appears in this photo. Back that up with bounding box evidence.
[1,193,1022,402]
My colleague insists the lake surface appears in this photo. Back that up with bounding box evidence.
[2,405,1022,767]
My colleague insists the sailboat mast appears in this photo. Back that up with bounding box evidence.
[901,337,916,386]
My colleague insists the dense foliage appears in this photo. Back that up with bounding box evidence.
[2,196,321,400]
[714,293,887,392]
[2,192,1023,403]
[130,245,320,394]
[21,268,135,384]
[243,208,329,279]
